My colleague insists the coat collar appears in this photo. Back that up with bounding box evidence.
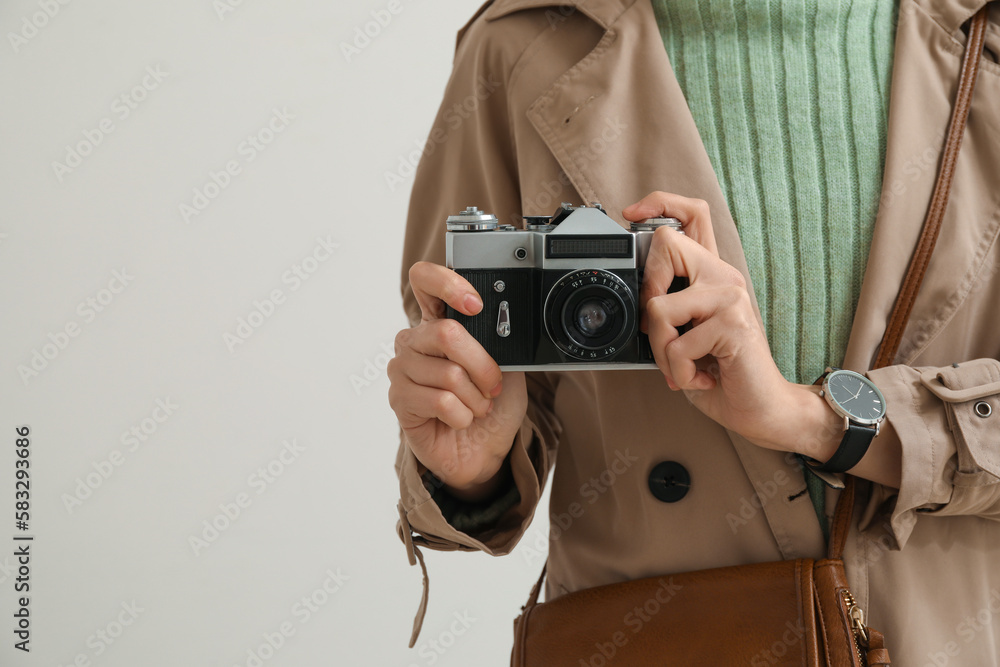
[483,0,994,35]
[484,0,632,30]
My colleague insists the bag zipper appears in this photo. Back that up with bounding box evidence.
[841,589,870,666]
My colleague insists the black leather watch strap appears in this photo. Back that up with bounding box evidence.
[811,421,877,473]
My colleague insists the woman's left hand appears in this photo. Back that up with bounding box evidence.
[623,191,838,460]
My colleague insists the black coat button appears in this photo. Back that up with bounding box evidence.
[648,461,690,503]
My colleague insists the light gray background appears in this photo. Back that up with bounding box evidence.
[0,1,552,665]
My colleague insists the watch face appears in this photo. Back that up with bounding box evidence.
[825,371,886,424]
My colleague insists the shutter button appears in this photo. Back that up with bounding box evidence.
[648,461,690,503]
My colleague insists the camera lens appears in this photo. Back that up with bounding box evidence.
[543,269,637,360]
[561,288,626,350]
[574,298,614,338]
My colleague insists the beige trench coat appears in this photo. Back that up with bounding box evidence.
[394,0,1000,663]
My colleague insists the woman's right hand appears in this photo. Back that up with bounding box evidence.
[388,261,527,502]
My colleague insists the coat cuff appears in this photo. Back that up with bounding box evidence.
[863,358,1000,548]
[430,473,522,535]
[394,415,550,647]
[395,413,549,558]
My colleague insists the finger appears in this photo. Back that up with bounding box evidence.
[645,288,742,386]
[646,301,720,392]
[664,323,720,391]
[639,229,746,313]
[389,381,476,431]
[397,350,493,419]
[641,285,730,334]
[409,261,484,322]
[645,296,682,384]
[665,307,765,392]
[639,227,706,306]
[622,191,719,256]
[406,319,504,399]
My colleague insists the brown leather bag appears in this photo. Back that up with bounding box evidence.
[512,479,888,667]
[511,7,992,666]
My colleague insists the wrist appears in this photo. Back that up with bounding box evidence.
[795,384,845,463]
[440,456,512,504]
[749,383,843,461]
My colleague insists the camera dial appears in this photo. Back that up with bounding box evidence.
[523,216,555,231]
[629,218,683,233]
[446,206,499,231]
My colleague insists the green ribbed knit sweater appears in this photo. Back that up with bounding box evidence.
[651,0,896,386]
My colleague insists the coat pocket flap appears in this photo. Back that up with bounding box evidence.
[920,358,1000,403]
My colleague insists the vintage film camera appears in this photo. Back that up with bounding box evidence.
[444,202,688,370]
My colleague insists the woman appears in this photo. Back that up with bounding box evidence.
[389,0,1000,663]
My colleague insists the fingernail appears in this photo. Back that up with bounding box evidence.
[666,377,678,390]
[487,400,494,414]
[464,294,483,313]
[490,381,503,397]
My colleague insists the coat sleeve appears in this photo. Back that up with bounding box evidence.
[391,10,562,645]
[862,357,1000,547]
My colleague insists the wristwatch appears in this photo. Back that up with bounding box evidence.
[804,367,887,473]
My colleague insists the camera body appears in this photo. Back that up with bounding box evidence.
[445,203,687,371]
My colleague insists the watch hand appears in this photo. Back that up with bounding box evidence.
[841,389,863,405]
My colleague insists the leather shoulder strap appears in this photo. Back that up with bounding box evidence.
[828,475,856,560]
[873,7,991,368]
[522,562,547,611]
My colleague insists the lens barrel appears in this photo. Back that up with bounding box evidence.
[543,269,637,360]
